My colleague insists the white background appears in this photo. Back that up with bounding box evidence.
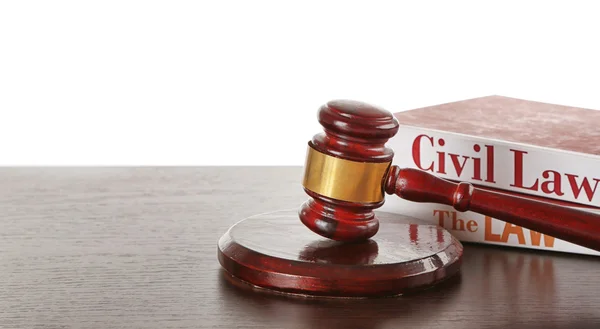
[1,1,599,165]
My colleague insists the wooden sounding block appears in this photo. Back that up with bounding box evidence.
[218,210,463,298]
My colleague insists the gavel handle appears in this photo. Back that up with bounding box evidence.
[385,166,600,252]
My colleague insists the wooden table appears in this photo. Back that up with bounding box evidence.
[1,167,599,328]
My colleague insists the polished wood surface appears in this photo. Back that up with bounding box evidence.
[218,210,462,297]
[1,167,599,328]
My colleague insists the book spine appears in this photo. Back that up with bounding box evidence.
[380,196,600,256]
[381,124,600,255]
[387,124,600,208]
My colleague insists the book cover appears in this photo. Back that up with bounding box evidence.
[379,95,600,256]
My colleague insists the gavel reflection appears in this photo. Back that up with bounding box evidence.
[299,100,600,251]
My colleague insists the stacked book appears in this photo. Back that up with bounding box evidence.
[380,95,600,256]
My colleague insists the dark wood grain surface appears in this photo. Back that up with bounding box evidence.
[1,167,599,329]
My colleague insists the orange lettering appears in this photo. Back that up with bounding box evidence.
[451,212,465,231]
[529,230,555,247]
[484,216,502,242]
[433,210,450,228]
[466,220,478,232]
[501,223,526,244]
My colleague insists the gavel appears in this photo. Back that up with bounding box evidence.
[299,99,600,252]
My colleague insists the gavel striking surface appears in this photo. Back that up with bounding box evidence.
[218,210,462,297]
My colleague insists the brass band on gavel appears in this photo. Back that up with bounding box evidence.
[301,145,391,204]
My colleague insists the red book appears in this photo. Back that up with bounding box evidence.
[380,95,600,256]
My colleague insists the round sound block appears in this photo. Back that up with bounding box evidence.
[217,209,463,298]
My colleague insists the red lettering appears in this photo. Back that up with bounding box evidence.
[449,153,470,177]
[566,174,600,202]
[510,149,538,191]
[437,138,446,174]
[472,145,481,181]
[485,145,495,183]
[540,170,564,196]
[411,134,434,171]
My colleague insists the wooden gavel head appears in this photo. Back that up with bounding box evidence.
[300,99,400,242]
